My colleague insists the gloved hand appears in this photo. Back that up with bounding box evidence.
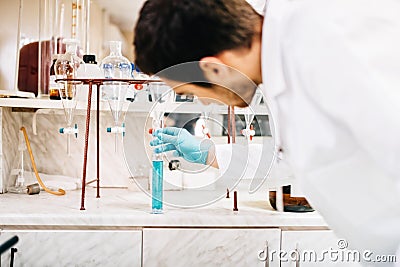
[150,127,212,165]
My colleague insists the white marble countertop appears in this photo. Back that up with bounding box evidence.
[0,188,328,229]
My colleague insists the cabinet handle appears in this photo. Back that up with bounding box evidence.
[10,248,17,267]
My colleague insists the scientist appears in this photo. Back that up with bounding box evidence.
[134,0,400,264]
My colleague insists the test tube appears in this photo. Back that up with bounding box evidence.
[152,152,163,214]
[151,117,164,214]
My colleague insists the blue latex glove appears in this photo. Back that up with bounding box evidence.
[150,127,212,165]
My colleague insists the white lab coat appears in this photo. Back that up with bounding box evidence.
[217,0,400,265]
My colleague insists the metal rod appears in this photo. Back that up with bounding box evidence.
[231,106,236,143]
[14,0,23,92]
[85,179,96,186]
[80,82,93,210]
[96,83,100,198]
[227,106,231,144]
[233,191,238,211]
[55,78,162,84]
[37,0,42,97]
[84,0,91,54]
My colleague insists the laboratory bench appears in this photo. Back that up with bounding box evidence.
[0,187,327,228]
[0,188,358,267]
[0,99,357,266]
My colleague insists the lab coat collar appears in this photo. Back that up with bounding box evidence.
[246,0,268,15]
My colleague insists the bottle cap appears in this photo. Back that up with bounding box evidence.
[83,54,97,64]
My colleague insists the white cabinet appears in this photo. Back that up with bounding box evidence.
[142,228,281,267]
[0,230,142,267]
[281,230,362,267]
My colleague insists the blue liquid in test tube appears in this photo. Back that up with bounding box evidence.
[152,159,163,213]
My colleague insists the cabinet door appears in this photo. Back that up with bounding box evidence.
[0,230,142,267]
[281,230,362,267]
[143,228,280,267]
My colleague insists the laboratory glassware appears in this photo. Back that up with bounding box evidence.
[148,83,173,214]
[201,103,217,139]
[104,81,129,152]
[151,117,164,214]
[55,38,82,155]
[101,41,132,152]
[7,131,35,194]
[49,54,61,100]
[101,41,131,80]
[243,88,263,141]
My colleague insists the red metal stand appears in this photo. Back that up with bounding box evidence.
[56,78,161,210]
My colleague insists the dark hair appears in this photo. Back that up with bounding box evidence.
[134,0,260,83]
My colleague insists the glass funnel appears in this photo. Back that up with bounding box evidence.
[148,82,172,121]
[104,81,130,152]
[55,39,82,155]
[243,88,263,141]
[101,41,132,152]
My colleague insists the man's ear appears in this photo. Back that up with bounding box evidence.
[199,57,230,84]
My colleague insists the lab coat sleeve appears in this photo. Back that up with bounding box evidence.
[282,1,400,182]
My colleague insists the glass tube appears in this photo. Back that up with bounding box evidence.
[152,153,163,214]
[151,115,164,214]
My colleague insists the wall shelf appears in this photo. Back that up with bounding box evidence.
[0,98,270,115]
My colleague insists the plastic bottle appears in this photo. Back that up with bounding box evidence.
[77,55,102,79]
[76,55,103,102]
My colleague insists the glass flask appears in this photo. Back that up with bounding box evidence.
[7,131,35,194]
[100,41,132,79]
[55,39,81,81]
[55,39,82,155]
